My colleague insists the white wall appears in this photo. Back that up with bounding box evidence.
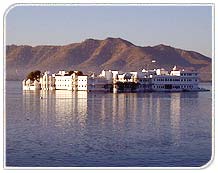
[55,75,73,90]
[77,76,88,91]
[40,73,55,90]
[22,80,41,90]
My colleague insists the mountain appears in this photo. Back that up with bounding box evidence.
[6,37,212,81]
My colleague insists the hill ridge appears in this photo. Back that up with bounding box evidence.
[6,37,211,81]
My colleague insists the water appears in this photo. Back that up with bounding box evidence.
[6,81,212,167]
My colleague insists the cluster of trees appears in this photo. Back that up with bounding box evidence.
[68,70,83,76]
[26,70,41,81]
[116,82,140,91]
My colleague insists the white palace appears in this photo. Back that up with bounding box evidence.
[22,66,206,92]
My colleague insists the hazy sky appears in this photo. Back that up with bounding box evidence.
[6,5,212,57]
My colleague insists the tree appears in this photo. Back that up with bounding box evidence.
[68,70,74,75]
[27,70,41,81]
[75,71,83,76]
[115,81,139,92]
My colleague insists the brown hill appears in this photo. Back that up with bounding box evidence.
[6,37,212,81]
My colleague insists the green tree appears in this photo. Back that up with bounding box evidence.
[27,70,41,81]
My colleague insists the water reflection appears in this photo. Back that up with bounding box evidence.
[112,93,118,127]
[170,93,181,145]
[22,90,200,148]
[76,91,88,129]
[155,96,161,144]
[22,90,41,122]
[7,81,210,167]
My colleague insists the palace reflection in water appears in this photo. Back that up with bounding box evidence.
[22,91,200,133]
[7,81,211,167]
[22,90,200,151]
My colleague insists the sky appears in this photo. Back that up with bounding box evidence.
[6,5,213,57]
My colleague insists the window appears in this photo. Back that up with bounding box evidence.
[165,84,172,89]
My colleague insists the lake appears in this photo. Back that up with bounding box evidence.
[5,81,212,167]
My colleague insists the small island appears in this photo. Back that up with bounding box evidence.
[22,66,208,92]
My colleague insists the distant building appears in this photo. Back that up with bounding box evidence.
[40,71,55,90]
[78,75,111,92]
[22,66,205,92]
[53,71,75,90]
[77,75,89,91]
[89,76,111,92]
[22,79,40,90]
[99,70,113,82]
[151,67,199,91]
